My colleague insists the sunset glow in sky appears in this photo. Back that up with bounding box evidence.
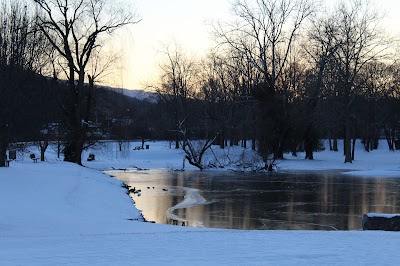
[115,0,400,91]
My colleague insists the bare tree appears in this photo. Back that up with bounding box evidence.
[327,0,389,163]
[199,52,234,149]
[177,119,217,170]
[33,0,140,165]
[215,0,314,94]
[213,0,314,162]
[301,12,340,159]
[199,49,260,150]
[151,42,197,149]
[358,61,392,151]
[0,0,48,166]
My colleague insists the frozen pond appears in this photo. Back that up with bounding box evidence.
[111,170,400,230]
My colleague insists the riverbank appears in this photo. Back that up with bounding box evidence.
[1,140,400,264]
[80,140,400,177]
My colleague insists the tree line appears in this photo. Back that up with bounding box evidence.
[150,0,400,169]
[1,0,400,169]
[0,0,139,166]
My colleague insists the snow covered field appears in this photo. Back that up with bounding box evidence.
[1,140,400,265]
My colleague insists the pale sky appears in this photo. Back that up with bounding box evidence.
[112,0,231,90]
[113,0,400,91]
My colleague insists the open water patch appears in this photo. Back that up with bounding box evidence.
[112,170,400,230]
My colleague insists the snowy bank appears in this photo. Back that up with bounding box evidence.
[78,139,400,177]
[276,139,400,177]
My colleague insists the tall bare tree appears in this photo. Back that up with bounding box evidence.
[32,0,139,165]
[215,0,314,95]
[302,12,340,159]
[213,0,314,163]
[328,0,389,163]
[0,0,48,166]
[358,61,392,151]
[153,43,197,149]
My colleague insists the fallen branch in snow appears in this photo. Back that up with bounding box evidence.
[362,213,400,231]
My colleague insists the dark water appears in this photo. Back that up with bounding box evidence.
[112,170,400,230]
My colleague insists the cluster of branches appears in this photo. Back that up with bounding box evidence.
[0,0,53,166]
[0,0,139,166]
[32,0,140,165]
[151,0,400,170]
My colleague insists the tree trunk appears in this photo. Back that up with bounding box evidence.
[175,133,179,149]
[304,125,314,160]
[220,129,225,149]
[369,100,378,151]
[40,141,48,162]
[328,129,333,150]
[40,149,45,161]
[344,118,352,163]
[74,138,84,165]
[304,136,314,160]
[351,137,356,160]
[364,138,370,152]
[64,125,84,165]
[241,124,247,148]
[85,75,94,124]
[384,126,394,151]
[0,140,7,167]
[273,147,284,160]
[351,123,356,160]
[63,62,84,165]
[372,137,379,150]
[0,122,9,167]
[57,140,61,159]
[333,138,338,151]
[364,123,370,152]
[305,148,313,160]
[364,101,372,152]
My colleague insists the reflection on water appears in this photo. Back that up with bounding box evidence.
[111,170,400,230]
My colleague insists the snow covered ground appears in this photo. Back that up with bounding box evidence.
[1,140,400,265]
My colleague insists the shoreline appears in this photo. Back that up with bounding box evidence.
[117,174,209,227]
[108,167,400,231]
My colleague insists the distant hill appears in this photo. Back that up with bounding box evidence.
[107,87,157,102]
